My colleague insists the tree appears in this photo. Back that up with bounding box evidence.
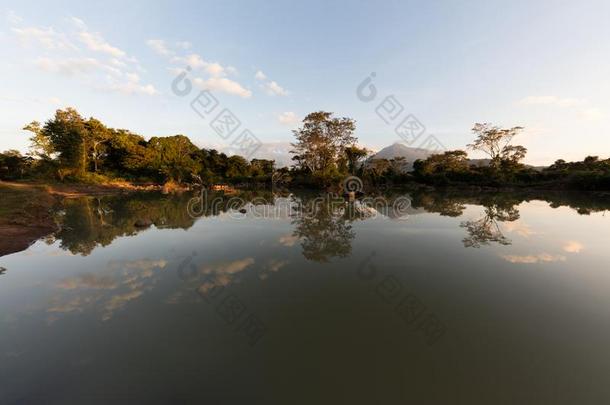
[105,129,148,175]
[23,121,54,159]
[85,118,112,172]
[467,123,527,169]
[146,135,200,183]
[0,150,31,179]
[414,150,469,176]
[365,158,391,178]
[42,108,88,176]
[250,159,275,177]
[291,111,357,175]
[388,157,408,175]
[225,155,250,179]
[344,145,369,174]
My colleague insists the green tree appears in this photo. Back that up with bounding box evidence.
[23,121,54,159]
[146,135,200,182]
[291,111,357,175]
[225,155,251,179]
[344,145,369,174]
[105,129,148,175]
[85,118,112,172]
[42,108,88,176]
[0,150,31,179]
[414,150,469,176]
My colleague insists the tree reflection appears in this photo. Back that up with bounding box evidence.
[410,190,523,248]
[291,194,358,262]
[6,187,609,259]
[410,192,467,217]
[52,190,273,256]
[460,204,519,248]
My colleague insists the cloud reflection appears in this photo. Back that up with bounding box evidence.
[501,253,567,264]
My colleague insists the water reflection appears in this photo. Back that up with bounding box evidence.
[4,189,609,261]
[2,188,609,322]
[47,258,168,323]
[1,189,610,403]
[291,195,357,262]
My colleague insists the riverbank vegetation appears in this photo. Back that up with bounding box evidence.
[1,107,609,190]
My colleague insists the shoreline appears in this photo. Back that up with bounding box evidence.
[1,180,608,258]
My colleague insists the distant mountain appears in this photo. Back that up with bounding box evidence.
[222,140,496,171]
[468,158,491,167]
[372,142,495,171]
[371,143,434,170]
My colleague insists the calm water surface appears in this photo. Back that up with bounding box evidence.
[1,190,609,404]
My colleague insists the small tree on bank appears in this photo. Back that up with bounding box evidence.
[467,123,527,170]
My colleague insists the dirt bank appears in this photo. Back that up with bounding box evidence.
[0,182,61,257]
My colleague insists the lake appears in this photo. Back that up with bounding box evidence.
[1,189,609,404]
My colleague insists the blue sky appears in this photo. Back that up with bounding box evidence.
[1,0,609,165]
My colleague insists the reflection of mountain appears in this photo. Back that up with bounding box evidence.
[7,188,609,260]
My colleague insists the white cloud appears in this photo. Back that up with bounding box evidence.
[193,76,251,98]
[57,274,118,290]
[68,16,87,30]
[201,258,255,276]
[146,39,173,56]
[563,241,584,253]
[172,53,227,77]
[255,70,289,96]
[78,31,125,58]
[35,57,100,76]
[501,253,566,264]
[226,66,238,75]
[175,41,191,50]
[255,70,267,81]
[125,72,140,82]
[259,259,289,279]
[13,26,76,50]
[579,107,603,121]
[6,10,23,25]
[278,111,299,125]
[278,233,299,246]
[265,80,288,96]
[204,62,225,77]
[503,220,537,238]
[21,18,153,96]
[109,58,126,68]
[172,53,207,69]
[105,80,158,96]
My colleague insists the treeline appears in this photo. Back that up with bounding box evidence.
[1,108,609,190]
[289,116,610,190]
[0,108,275,185]
[408,151,610,190]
